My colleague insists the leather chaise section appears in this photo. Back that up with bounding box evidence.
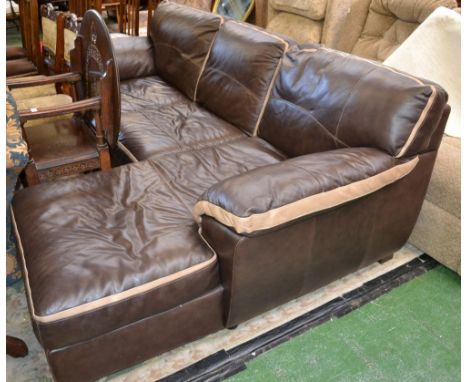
[150,1,222,100]
[259,46,448,158]
[11,136,285,349]
[194,148,418,234]
[119,76,244,160]
[196,20,288,136]
[12,160,217,348]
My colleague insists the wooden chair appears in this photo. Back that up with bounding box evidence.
[41,3,64,74]
[62,11,81,72]
[18,0,43,73]
[6,9,120,185]
[124,0,140,35]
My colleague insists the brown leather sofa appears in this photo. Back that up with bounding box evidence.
[11,2,450,381]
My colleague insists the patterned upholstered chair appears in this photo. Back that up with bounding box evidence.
[6,91,29,285]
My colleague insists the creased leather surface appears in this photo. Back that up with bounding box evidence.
[112,35,156,80]
[199,147,395,218]
[201,149,441,326]
[150,1,221,100]
[12,136,284,348]
[259,46,447,157]
[197,20,287,136]
[120,76,244,160]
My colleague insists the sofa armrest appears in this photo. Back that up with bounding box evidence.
[194,147,419,235]
[111,35,156,81]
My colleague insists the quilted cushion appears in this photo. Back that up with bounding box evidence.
[269,0,328,21]
[351,0,457,61]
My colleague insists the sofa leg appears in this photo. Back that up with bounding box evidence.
[378,254,394,264]
[227,325,238,330]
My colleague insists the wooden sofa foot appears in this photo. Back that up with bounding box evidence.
[378,254,394,264]
[227,325,238,330]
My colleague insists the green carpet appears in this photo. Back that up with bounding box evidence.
[228,266,460,382]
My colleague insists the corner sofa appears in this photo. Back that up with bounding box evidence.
[12,2,450,381]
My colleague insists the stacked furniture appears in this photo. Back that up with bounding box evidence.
[257,0,457,61]
[12,3,450,381]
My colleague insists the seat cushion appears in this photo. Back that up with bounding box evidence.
[119,76,244,160]
[23,116,98,171]
[12,136,285,350]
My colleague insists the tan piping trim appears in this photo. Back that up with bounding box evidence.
[12,208,217,323]
[318,47,437,158]
[224,21,288,136]
[230,20,289,50]
[395,84,436,158]
[193,16,224,102]
[253,56,283,136]
[117,141,138,162]
[194,157,419,234]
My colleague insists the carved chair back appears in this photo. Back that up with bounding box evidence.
[71,9,121,148]
[62,12,81,72]
[41,3,64,74]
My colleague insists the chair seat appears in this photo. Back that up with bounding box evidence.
[24,117,98,170]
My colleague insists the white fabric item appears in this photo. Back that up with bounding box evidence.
[384,7,461,137]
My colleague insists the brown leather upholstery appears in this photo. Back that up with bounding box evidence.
[113,36,156,80]
[46,288,224,382]
[119,76,244,160]
[150,1,222,100]
[258,46,448,158]
[12,136,284,350]
[12,3,450,381]
[201,148,447,327]
[196,21,287,136]
[194,148,418,234]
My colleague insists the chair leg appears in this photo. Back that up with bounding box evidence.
[24,162,40,186]
[6,336,28,358]
[98,144,112,170]
[378,254,394,264]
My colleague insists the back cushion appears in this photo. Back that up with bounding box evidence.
[258,46,448,158]
[351,0,457,61]
[150,1,222,100]
[196,20,288,136]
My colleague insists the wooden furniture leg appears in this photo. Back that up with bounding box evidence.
[6,336,28,358]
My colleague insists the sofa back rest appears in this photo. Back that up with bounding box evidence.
[150,1,222,100]
[266,0,327,44]
[258,47,448,158]
[351,0,457,61]
[196,20,288,136]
